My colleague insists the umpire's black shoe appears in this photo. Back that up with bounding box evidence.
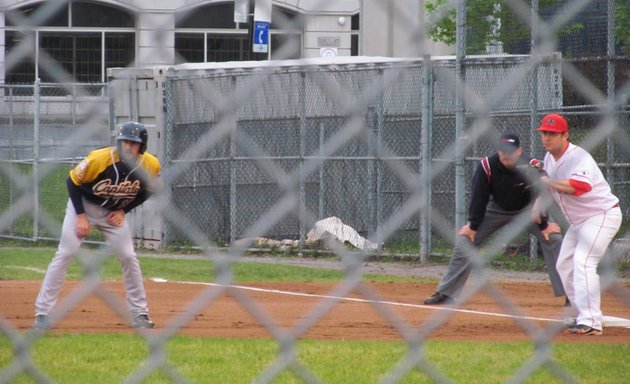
[423,292,453,305]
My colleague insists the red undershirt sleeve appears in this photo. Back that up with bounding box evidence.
[569,179,591,196]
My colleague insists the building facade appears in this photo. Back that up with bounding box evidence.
[0,0,453,85]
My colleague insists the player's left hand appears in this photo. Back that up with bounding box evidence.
[107,210,126,227]
[458,224,477,242]
[541,222,561,241]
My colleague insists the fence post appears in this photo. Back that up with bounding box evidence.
[229,76,237,246]
[529,0,540,264]
[9,86,15,159]
[606,0,616,183]
[367,105,377,249]
[318,121,325,220]
[376,69,384,253]
[33,79,40,241]
[454,1,467,232]
[72,83,77,128]
[299,71,307,246]
[420,58,433,263]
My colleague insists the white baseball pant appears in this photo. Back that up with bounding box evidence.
[556,206,622,330]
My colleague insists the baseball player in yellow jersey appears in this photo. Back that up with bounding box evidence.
[33,122,161,330]
[533,114,622,336]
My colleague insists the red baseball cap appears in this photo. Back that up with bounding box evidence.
[537,113,568,133]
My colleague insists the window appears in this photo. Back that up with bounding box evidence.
[72,2,134,28]
[4,1,135,86]
[6,2,68,27]
[207,34,251,62]
[271,33,301,60]
[175,2,243,29]
[175,2,302,63]
[175,34,205,63]
[351,13,360,56]
[5,31,36,84]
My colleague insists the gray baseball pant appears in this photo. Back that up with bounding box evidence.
[436,202,565,298]
[35,199,150,318]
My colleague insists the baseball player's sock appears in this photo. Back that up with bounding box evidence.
[565,324,602,336]
[423,292,453,305]
[132,314,155,329]
[32,314,50,331]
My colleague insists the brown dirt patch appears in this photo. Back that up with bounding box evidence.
[3,280,630,343]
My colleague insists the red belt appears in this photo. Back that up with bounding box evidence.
[612,203,620,208]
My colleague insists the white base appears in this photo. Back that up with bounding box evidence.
[603,315,630,328]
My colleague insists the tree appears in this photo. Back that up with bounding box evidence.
[425,0,586,55]
[615,0,630,55]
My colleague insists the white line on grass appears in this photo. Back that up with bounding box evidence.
[1,266,48,274]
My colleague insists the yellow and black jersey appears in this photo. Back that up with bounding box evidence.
[68,146,161,212]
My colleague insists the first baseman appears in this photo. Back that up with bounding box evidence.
[33,122,161,330]
[533,114,622,336]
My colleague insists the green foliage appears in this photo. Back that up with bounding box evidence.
[424,0,585,55]
[616,0,630,55]
[425,0,456,46]
[0,163,105,241]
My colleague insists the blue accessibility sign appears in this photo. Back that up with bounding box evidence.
[253,20,270,53]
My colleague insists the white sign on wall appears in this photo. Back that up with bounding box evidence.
[320,47,338,57]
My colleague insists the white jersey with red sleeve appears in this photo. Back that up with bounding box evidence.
[543,142,619,224]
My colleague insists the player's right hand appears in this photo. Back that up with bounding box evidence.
[75,213,91,238]
[541,222,561,241]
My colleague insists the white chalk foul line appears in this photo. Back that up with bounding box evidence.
[1,266,48,274]
[151,278,630,328]
[151,278,566,325]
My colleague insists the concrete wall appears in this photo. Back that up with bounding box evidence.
[361,0,452,57]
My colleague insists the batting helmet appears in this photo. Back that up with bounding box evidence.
[117,122,148,154]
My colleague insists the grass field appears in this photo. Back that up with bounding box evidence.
[1,247,630,383]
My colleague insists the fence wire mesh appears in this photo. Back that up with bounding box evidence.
[1,0,630,383]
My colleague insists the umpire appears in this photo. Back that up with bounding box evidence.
[424,133,567,305]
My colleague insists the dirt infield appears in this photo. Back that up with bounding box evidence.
[2,279,630,343]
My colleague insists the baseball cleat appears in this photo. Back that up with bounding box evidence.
[133,314,155,329]
[423,292,453,305]
[565,324,602,336]
[32,314,50,331]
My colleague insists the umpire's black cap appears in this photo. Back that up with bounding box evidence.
[496,133,520,153]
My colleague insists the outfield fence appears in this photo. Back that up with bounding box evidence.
[1,0,630,383]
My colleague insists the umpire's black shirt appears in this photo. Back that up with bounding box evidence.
[468,152,539,231]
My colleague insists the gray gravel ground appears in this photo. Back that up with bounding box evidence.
[239,255,555,282]
[142,252,556,282]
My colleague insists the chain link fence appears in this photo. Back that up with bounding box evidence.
[158,55,566,253]
[0,81,111,241]
[1,0,630,383]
